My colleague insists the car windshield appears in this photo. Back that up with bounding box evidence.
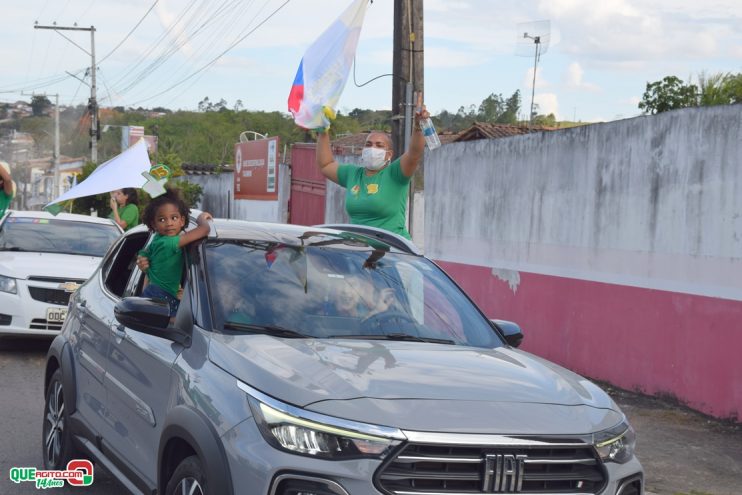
[0,216,120,257]
[205,239,504,348]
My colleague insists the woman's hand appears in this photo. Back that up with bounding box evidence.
[413,92,430,128]
[109,197,118,212]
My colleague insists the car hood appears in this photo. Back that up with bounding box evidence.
[209,335,622,434]
[0,252,101,279]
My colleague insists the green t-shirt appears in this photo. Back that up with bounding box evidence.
[108,203,139,231]
[337,158,411,239]
[138,234,182,297]
[0,189,13,218]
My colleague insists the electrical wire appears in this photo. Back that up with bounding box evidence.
[135,0,258,101]
[98,0,160,64]
[108,0,201,89]
[128,0,291,105]
[353,56,393,87]
[115,0,250,97]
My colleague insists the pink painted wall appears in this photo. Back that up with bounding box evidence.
[438,260,742,420]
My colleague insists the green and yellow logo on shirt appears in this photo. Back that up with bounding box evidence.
[366,184,379,194]
[351,185,360,196]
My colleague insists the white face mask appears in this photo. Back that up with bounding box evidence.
[361,147,389,171]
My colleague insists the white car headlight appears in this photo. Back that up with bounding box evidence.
[239,381,403,460]
[0,275,17,294]
[594,420,636,464]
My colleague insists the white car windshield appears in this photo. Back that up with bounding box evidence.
[205,239,504,348]
[0,217,120,257]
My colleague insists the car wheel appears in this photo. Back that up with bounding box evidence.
[42,369,77,469]
[165,455,207,495]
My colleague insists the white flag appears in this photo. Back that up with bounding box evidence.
[46,138,151,206]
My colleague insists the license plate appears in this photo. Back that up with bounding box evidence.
[46,307,68,323]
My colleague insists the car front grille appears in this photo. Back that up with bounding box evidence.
[377,442,606,494]
[28,287,71,306]
[30,319,64,331]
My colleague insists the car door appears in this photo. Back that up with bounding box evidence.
[70,238,124,439]
[102,244,192,488]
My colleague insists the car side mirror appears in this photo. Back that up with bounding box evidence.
[491,319,524,348]
[114,297,191,346]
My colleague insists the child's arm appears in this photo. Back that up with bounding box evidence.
[178,212,213,248]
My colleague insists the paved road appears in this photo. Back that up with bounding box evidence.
[1,337,740,495]
[0,338,128,495]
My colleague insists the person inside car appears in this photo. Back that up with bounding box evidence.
[136,188,212,317]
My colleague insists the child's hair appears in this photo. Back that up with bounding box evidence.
[121,187,139,206]
[142,187,190,232]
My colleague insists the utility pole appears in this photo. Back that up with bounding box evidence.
[54,94,60,198]
[23,91,59,202]
[34,24,98,164]
[392,0,424,239]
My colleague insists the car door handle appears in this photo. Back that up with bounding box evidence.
[75,300,88,319]
[112,324,126,339]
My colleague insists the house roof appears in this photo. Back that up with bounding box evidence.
[331,130,462,155]
[453,122,557,142]
[182,163,234,175]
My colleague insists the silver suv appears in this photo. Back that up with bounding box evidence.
[43,220,643,495]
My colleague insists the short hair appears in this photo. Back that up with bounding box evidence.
[141,188,190,232]
[122,188,139,206]
[366,131,392,150]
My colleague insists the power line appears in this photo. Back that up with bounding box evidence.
[108,0,201,89]
[98,0,160,64]
[131,0,258,101]
[129,0,291,105]
[114,0,245,97]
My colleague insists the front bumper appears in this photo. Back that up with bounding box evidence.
[222,417,644,495]
[0,279,73,337]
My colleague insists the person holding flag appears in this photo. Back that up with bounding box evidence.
[287,0,430,240]
[315,99,430,240]
[0,161,15,218]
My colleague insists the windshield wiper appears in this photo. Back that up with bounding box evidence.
[327,333,455,345]
[223,322,313,339]
[1,246,26,251]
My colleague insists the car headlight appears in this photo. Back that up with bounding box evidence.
[240,382,403,460]
[0,275,17,294]
[594,420,636,464]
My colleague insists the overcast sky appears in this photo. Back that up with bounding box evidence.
[1,0,740,123]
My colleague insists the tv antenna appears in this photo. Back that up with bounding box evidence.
[516,20,551,125]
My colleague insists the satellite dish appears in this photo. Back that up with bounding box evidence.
[516,20,551,125]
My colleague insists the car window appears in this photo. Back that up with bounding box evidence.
[204,240,503,348]
[103,232,149,298]
[0,217,120,257]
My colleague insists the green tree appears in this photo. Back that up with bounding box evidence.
[70,162,110,216]
[30,95,52,117]
[638,76,699,114]
[698,72,742,106]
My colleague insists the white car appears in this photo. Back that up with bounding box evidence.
[0,210,122,337]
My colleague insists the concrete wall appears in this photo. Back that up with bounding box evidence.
[426,104,742,420]
[186,163,290,223]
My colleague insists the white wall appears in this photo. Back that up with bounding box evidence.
[425,104,742,301]
[186,163,290,223]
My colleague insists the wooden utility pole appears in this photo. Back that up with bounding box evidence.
[392,0,424,237]
[392,0,424,157]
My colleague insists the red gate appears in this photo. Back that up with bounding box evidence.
[289,143,326,226]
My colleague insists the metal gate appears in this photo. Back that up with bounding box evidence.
[289,143,326,226]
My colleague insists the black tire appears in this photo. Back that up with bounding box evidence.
[165,455,207,495]
[42,369,77,469]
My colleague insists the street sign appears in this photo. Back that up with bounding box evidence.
[234,136,279,201]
